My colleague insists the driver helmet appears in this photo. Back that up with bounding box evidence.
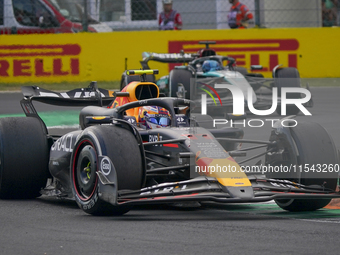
[163,0,172,4]
[202,60,223,72]
[138,106,171,129]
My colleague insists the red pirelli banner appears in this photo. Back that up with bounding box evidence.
[0,44,80,78]
[168,39,300,72]
[0,27,339,83]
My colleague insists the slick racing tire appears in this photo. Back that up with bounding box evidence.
[169,69,193,99]
[0,117,49,199]
[274,67,301,115]
[71,125,144,216]
[274,122,338,212]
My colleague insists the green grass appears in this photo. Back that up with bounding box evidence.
[0,80,121,92]
[0,111,79,127]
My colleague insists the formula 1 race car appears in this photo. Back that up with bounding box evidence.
[121,41,313,116]
[0,70,338,216]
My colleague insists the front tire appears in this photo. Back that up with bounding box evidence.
[71,125,144,216]
[273,122,338,211]
[274,68,301,115]
[0,117,49,199]
[169,69,193,99]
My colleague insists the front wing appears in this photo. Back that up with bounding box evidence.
[101,176,340,206]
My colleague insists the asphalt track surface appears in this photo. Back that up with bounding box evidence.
[1,87,340,255]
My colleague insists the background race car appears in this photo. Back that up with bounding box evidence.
[121,41,313,116]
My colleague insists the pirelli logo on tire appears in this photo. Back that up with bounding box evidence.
[169,39,299,77]
[0,44,81,81]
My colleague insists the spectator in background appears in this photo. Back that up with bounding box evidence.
[159,0,182,30]
[14,2,33,26]
[227,0,253,29]
[322,0,338,27]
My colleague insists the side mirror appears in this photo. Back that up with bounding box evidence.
[251,65,263,70]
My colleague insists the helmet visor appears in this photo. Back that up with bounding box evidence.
[148,116,171,127]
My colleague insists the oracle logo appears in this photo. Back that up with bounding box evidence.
[100,157,111,176]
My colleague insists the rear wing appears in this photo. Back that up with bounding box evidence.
[21,82,116,107]
[20,82,118,133]
[140,52,197,69]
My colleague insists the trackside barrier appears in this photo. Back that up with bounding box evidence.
[0,27,339,83]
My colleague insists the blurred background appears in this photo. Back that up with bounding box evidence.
[0,0,338,33]
[0,0,339,91]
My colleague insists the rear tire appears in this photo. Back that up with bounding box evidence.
[274,122,338,211]
[169,69,193,99]
[274,68,301,115]
[0,117,49,199]
[71,125,144,216]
